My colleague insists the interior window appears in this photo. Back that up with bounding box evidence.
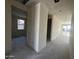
[17,19,25,30]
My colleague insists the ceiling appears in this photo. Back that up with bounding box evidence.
[15,0,73,15]
[32,0,73,14]
[15,0,74,21]
[26,0,73,22]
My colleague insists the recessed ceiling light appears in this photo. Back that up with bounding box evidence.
[54,0,60,3]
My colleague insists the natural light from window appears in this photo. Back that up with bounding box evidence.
[17,19,25,30]
[62,24,71,37]
[63,24,71,32]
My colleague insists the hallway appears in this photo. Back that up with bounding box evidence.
[8,35,70,59]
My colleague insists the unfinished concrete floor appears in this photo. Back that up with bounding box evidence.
[7,35,70,59]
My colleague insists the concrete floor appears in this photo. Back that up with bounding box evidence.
[12,36,26,49]
[7,35,70,59]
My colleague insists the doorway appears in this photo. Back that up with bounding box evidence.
[11,6,27,50]
[47,15,52,42]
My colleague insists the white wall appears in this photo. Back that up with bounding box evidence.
[50,12,72,42]
[27,3,40,52]
[5,0,27,53]
[51,15,62,41]
[27,2,48,52]
[38,3,48,52]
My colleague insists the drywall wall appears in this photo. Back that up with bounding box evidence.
[5,0,27,53]
[69,15,74,59]
[27,3,40,52]
[38,3,48,52]
[50,12,72,41]
[51,15,62,41]
[27,2,48,52]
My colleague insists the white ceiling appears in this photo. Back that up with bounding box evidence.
[26,0,73,22]
[26,0,73,14]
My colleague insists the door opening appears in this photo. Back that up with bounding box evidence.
[11,6,27,50]
[47,15,52,42]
